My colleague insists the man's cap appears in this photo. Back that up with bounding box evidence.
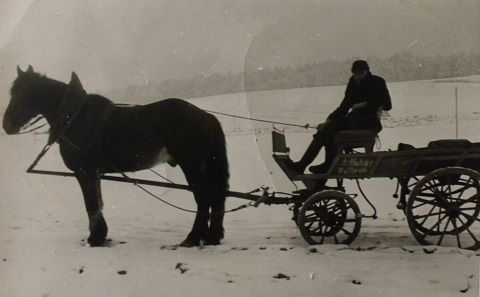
[351,60,369,72]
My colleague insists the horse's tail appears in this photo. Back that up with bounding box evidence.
[206,116,230,197]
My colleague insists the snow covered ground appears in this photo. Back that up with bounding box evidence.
[1,77,480,296]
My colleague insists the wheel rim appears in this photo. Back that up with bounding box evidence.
[407,167,480,250]
[298,190,362,245]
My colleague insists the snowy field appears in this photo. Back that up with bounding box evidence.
[1,77,480,296]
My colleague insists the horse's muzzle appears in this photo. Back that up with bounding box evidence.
[2,116,19,135]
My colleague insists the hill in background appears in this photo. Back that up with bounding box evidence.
[107,51,480,102]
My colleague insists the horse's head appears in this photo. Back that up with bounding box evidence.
[3,65,43,134]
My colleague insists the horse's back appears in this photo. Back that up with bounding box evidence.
[100,98,226,172]
[106,98,221,142]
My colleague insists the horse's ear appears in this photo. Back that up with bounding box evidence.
[27,65,34,73]
[68,72,85,93]
[17,65,24,76]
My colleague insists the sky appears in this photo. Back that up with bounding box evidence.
[0,0,479,94]
[0,0,34,48]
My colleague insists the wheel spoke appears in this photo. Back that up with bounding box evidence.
[411,201,428,210]
[414,210,447,219]
[305,220,315,229]
[429,214,448,233]
[425,180,450,205]
[333,208,344,215]
[418,204,437,226]
[451,218,462,249]
[450,180,475,197]
[325,200,337,209]
[411,198,437,210]
[424,181,437,193]
[459,207,478,211]
[303,217,318,223]
[456,177,478,199]
[426,180,443,196]
[333,234,339,244]
[408,177,420,188]
[415,192,438,199]
[459,212,480,223]
[329,203,340,211]
[458,216,479,244]
[412,197,439,208]
[446,174,453,199]
[437,217,451,246]
[311,226,321,234]
[341,228,352,236]
[459,195,480,206]
[320,225,326,244]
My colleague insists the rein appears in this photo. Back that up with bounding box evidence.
[116,103,315,130]
[18,115,47,134]
[18,123,48,134]
[203,109,315,130]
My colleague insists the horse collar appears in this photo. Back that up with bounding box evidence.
[48,92,88,145]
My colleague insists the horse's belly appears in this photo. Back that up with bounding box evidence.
[153,148,174,165]
[131,147,175,171]
[101,138,176,172]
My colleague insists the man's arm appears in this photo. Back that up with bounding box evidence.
[380,78,392,111]
[349,77,391,117]
[327,80,354,121]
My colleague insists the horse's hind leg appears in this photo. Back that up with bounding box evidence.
[179,198,209,247]
[75,168,108,246]
[206,199,225,245]
[179,166,210,247]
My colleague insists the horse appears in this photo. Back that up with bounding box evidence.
[2,65,230,247]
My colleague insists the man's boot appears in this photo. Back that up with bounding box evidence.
[309,144,335,174]
[287,139,323,174]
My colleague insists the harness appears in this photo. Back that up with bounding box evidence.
[27,94,88,172]
[26,92,258,215]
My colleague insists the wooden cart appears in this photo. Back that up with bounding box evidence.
[272,130,480,250]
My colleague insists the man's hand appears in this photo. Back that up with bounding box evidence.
[316,119,331,130]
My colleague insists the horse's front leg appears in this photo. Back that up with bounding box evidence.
[75,168,108,246]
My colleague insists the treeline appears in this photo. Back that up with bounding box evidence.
[108,52,480,102]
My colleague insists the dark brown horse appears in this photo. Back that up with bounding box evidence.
[3,66,229,247]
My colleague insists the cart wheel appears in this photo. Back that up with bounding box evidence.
[406,167,480,250]
[298,190,362,245]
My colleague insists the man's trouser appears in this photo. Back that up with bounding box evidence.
[296,117,380,172]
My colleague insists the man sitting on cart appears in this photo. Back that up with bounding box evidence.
[286,60,392,174]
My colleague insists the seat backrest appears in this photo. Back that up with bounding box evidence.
[272,130,290,154]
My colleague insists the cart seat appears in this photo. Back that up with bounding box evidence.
[334,130,377,153]
[427,139,471,149]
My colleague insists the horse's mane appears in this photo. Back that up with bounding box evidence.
[10,72,66,96]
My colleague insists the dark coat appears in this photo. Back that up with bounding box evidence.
[327,72,392,132]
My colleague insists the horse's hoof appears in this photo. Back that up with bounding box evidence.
[204,238,221,246]
[88,239,106,247]
[204,229,224,245]
[179,238,200,248]
[203,232,222,245]
[88,235,107,247]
